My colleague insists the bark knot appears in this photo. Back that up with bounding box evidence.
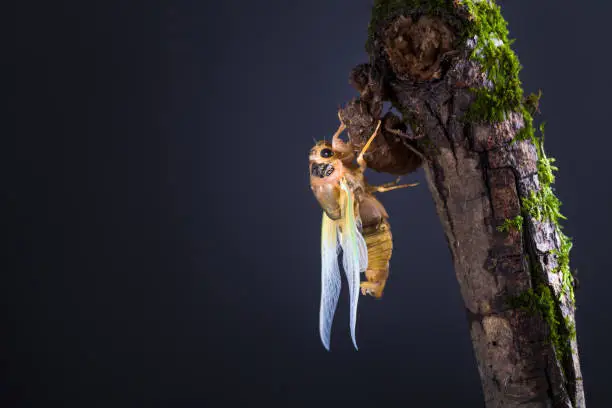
[383,15,456,81]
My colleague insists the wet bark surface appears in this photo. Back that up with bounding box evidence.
[339,4,585,407]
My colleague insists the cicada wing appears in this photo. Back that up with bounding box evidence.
[319,211,341,351]
[339,180,368,350]
[355,217,368,274]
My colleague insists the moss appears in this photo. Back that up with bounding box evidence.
[535,123,558,185]
[514,112,535,143]
[564,316,576,341]
[553,232,575,303]
[524,89,542,116]
[520,120,575,304]
[459,1,521,121]
[508,283,574,366]
[518,123,575,303]
[497,215,523,233]
[518,121,568,227]
[521,187,566,225]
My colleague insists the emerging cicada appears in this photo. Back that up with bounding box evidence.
[309,114,417,350]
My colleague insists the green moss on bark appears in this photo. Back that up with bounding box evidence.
[554,233,575,303]
[521,188,565,225]
[497,215,523,233]
[459,2,576,305]
[462,1,523,119]
[508,283,575,365]
[519,122,575,303]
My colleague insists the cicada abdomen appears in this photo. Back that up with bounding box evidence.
[358,195,393,298]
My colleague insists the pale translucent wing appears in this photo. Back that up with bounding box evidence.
[339,180,366,350]
[353,215,368,273]
[356,221,368,273]
[319,212,341,351]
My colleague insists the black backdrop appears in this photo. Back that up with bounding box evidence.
[8,1,612,407]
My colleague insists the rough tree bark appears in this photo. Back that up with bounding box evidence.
[338,1,585,407]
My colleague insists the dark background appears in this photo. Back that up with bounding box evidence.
[8,0,612,406]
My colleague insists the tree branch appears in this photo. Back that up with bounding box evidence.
[341,1,585,406]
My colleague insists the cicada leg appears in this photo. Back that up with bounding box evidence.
[367,176,419,193]
[357,120,382,172]
[331,111,351,156]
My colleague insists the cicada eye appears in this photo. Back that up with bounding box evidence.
[320,148,333,158]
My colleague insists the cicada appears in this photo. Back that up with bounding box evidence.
[309,114,417,350]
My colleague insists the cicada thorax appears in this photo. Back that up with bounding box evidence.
[356,193,393,298]
[309,141,361,221]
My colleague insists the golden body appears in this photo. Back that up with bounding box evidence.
[309,116,416,298]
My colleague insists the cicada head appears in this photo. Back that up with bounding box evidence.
[308,140,346,220]
[309,141,339,179]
